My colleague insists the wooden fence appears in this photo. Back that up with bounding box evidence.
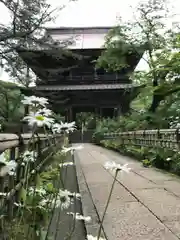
[103,129,180,151]
[0,133,62,222]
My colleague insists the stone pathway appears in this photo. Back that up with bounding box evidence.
[75,144,180,240]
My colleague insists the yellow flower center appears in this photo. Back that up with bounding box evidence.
[35,115,44,121]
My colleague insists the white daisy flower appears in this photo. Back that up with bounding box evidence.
[48,189,72,210]
[74,192,81,199]
[59,189,81,199]
[14,202,24,207]
[40,189,79,210]
[0,160,17,177]
[67,191,81,199]
[52,121,76,134]
[67,212,91,222]
[56,190,71,209]
[59,162,74,167]
[60,121,76,132]
[0,192,7,197]
[22,150,37,163]
[28,187,46,196]
[51,123,61,134]
[37,108,53,116]
[104,161,131,173]
[21,96,48,107]
[23,112,54,128]
[61,145,84,155]
[87,235,105,240]
[39,199,48,207]
[55,198,71,209]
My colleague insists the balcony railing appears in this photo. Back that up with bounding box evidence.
[39,73,131,85]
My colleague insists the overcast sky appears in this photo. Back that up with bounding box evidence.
[0,0,179,81]
[47,0,139,27]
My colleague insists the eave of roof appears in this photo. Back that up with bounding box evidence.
[32,83,141,91]
[17,48,143,81]
[46,26,114,31]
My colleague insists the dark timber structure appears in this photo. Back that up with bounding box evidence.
[19,26,143,121]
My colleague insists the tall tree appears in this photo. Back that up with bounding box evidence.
[97,0,180,112]
[0,0,74,86]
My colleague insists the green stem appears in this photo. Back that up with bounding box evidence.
[97,169,118,240]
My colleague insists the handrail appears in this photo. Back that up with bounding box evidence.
[0,133,63,219]
[103,129,180,151]
[0,133,57,152]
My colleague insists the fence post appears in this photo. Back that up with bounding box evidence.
[0,151,5,235]
[176,129,180,150]
[16,134,25,183]
[7,147,16,219]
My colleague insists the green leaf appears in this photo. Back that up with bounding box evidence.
[46,183,53,192]
[35,174,42,188]
[18,187,27,203]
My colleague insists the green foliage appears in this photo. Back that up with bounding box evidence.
[18,187,27,203]
[93,110,171,145]
[0,80,23,124]
[96,0,180,113]
[76,112,97,130]
[142,159,151,167]
[99,138,180,175]
[0,0,63,85]
[4,145,67,240]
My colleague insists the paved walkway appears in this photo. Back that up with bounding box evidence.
[75,144,180,240]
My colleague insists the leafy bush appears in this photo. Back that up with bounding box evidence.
[99,138,180,175]
[142,159,151,167]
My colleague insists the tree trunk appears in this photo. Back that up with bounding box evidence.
[148,94,163,113]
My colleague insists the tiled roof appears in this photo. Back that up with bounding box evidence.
[34,84,140,91]
[46,26,112,49]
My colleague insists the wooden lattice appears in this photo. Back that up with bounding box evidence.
[104,129,180,151]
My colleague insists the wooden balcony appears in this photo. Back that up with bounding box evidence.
[38,73,131,86]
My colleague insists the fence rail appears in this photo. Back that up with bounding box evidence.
[103,129,180,151]
[0,133,62,220]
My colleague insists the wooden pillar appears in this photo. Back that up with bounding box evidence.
[99,108,102,118]
[65,107,75,122]
[24,105,29,116]
[117,106,121,116]
[95,107,98,117]
[65,109,69,122]
[72,108,76,122]
[69,107,72,122]
[114,105,121,117]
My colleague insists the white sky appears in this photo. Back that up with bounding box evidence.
[47,0,138,27]
[0,0,179,81]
